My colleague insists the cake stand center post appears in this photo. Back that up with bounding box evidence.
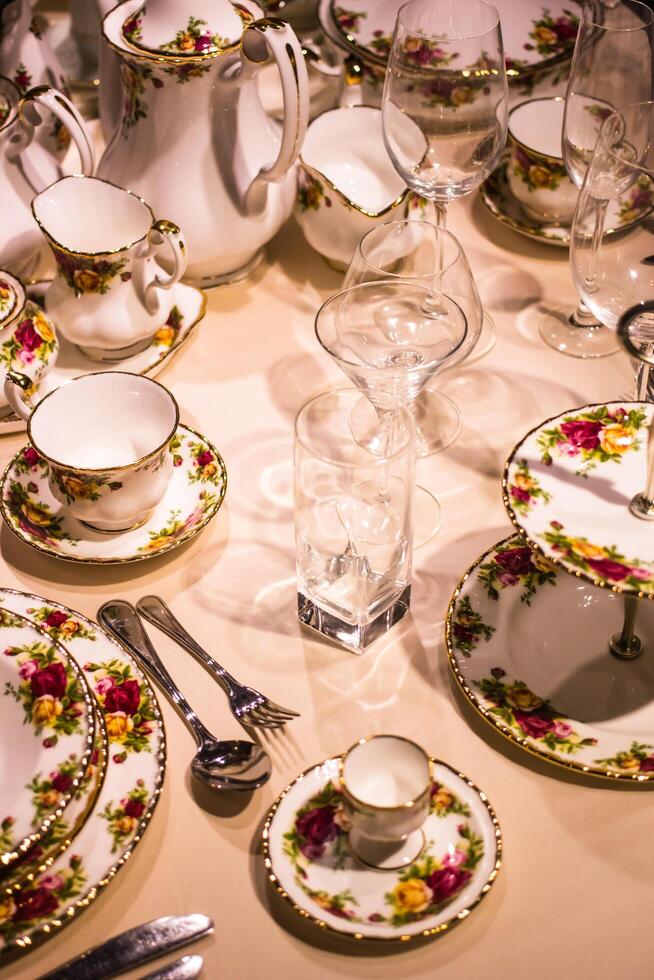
[609,595,643,660]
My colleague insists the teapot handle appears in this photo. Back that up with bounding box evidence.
[242,18,309,216]
[9,86,95,190]
[142,220,188,312]
[4,371,35,422]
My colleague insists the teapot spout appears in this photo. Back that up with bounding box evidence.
[240,18,309,217]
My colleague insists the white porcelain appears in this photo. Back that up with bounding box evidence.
[97,0,309,286]
[5,371,178,532]
[33,175,187,359]
[0,0,71,156]
[0,270,59,414]
[295,106,409,269]
[121,0,245,54]
[507,97,578,224]
[0,78,95,279]
[340,735,431,868]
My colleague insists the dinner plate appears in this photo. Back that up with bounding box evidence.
[0,590,165,958]
[263,755,501,941]
[0,281,206,436]
[1,424,227,564]
[503,402,654,597]
[447,534,654,780]
[0,610,96,872]
[326,0,582,80]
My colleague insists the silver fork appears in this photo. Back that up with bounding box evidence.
[135,595,299,730]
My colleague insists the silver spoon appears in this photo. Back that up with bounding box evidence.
[98,600,271,792]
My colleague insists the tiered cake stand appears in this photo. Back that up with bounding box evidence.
[446,401,654,781]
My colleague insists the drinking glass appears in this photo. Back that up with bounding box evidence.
[344,219,483,455]
[540,0,653,359]
[380,0,507,444]
[295,388,415,653]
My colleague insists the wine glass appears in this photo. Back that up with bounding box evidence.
[540,0,653,359]
[315,280,468,543]
[380,0,508,448]
[571,100,654,656]
[344,218,483,455]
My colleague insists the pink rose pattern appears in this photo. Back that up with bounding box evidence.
[537,405,647,475]
[542,522,654,593]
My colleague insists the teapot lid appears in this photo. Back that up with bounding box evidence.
[121,0,251,57]
[0,272,24,328]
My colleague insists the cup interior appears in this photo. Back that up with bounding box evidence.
[509,98,564,160]
[30,373,178,469]
[302,108,406,214]
[33,176,152,254]
[342,736,430,807]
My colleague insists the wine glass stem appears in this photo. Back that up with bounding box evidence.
[375,407,400,500]
[635,360,654,402]
[569,300,601,329]
[432,201,448,229]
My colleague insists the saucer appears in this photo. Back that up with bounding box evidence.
[0,424,226,564]
[447,534,654,780]
[480,159,654,248]
[262,755,501,942]
[503,402,654,597]
[0,281,206,436]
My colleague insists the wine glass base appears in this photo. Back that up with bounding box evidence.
[414,485,442,549]
[539,307,620,358]
[412,388,463,456]
[463,310,496,364]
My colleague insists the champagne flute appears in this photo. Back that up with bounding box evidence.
[540,0,653,359]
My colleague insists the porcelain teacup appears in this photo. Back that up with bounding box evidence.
[4,371,178,532]
[339,735,432,869]
[295,106,411,270]
[507,97,578,225]
[33,176,188,361]
[0,271,58,416]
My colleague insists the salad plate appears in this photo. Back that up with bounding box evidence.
[325,0,581,80]
[0,610,96,871]
[1,424,227,565]
[0,281,206,436]
[503,402,654,597]
[262,755,501,942]
[0,590,166,958]
[480,159,654,248]
[447,535,654,780]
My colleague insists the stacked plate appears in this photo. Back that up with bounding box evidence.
[0,591,166,959]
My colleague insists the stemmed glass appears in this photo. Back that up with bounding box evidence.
[344,219,483,455]
[380,0,508,448]
[315,280,468,542]
[570,100,654,658]
[540,0,653,359]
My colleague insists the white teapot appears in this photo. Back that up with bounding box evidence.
[0,77,95,279]
[97,0,309,286]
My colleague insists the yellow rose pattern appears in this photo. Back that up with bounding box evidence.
[541,521,654,592]
[3,637,88,741]
[99,780,150,853]
[511,144,568,193]
[52,245,129,297]
[507,459,552,517]
[537,405,647,476]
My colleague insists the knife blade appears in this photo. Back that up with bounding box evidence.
[39,914,213,980]
[140,954,204,980]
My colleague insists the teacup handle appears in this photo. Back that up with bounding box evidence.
[143,220,187,310]
[9,86,95,189]
[241,18,309,216]
[4,371,35,422]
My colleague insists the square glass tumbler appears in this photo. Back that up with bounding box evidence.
[294,388,415,653]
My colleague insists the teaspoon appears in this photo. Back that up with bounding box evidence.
[98,600,271,792]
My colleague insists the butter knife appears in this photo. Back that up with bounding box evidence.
[141,954,204,979]
[39,914,213,980]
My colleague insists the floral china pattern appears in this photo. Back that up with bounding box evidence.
[83,659,157,756]
[283,780,483,927]
[618,175,654,226]
[0,304,57,372]
[511,145,568,192]
[0,279,18,322]
[52,247,130,297]
[1,424,226,565]
[297,172,332,213]
[506,459,551,516]
[540,521,654,593]
[450,595,495,656]
[123,5,252,55]
[0,589,165,955]
[477,539,556,605]
[524,9,578,57]
[536,405,647,476]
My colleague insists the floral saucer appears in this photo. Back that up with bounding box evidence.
[327,0,580,80]
[262,755,501,942]
[0,281,206,435]
[480,159,654,248]
[0,589,165,957]
[503,402,654,597]
[0,610,96,871]
[447,535,654,780]
[1,424,227,564]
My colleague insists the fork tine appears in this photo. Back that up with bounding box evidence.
[245,707,286,729]
[258,704,298,722]
[262,699,300,718]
